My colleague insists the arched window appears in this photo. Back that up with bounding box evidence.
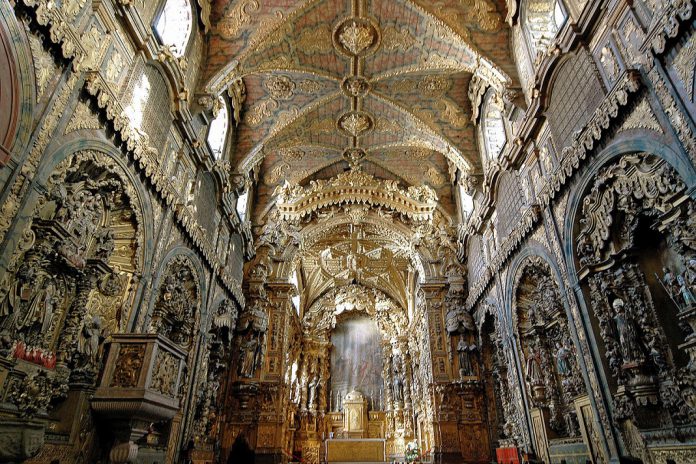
[458,183,475,221]
[155,0,193,57]
[207,97,229,160]
[481,91,506,162]
[236,189,249,221]
[289,269,301,315]
[523,0,567,58]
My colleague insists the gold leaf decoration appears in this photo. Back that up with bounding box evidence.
[673,33,696,101]
[264,75,296,100]
[620,97,662,133]
[338,112,374,137]
[374,118,403,133]
[307,117,335,134]
[218,0,260,40]
[438,99,468,128]
[298,80,326,94]
[64,100,101,134]
[245,99,279,127]
[382,26,417,52]
[336,19,378,56]
[296,24,333,55]
[27,31,57,100]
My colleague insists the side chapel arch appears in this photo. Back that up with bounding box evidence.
[0,148,146,392]
[510,254,587,459]
[570,151,696,457]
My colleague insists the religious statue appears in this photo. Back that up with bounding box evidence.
[457,338,474,377]
[308,374,319,409]
[612,298,643,365]
[525,351,543,387]
[17,275,58,338]
[78,315,103,366]
[555,342,572,376]
[661,267,678,300]
[94,228,115,260]
[685,259,696,296]
[392,355,405,404]
[238,336,259,378]
[677,275,696,308]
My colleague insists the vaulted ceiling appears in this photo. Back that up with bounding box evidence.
[202,0,518,220]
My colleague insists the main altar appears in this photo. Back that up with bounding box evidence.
[325,391,386,463]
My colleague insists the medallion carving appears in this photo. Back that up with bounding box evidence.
[334,18,380,57]
[338,111,374,137]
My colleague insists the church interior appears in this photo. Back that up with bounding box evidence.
[0,0,695,463]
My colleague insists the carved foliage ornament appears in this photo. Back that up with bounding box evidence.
[149,255,201,349]
[334,18,381,57]
[576,153,688,267]
[273,169,438,222]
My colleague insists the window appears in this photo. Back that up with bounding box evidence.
[482,92,506,161]
[236,189,249,221]
[207,97,229,160]
[523,0,567,57]
[289,270,301,315]
[155,0,193,57]
[459,184,475,220]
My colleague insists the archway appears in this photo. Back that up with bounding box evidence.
[572,152,696,459]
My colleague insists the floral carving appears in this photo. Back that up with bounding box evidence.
[335,19,379,56]
[338,111,373,137]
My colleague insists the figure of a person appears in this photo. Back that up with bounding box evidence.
[555,342,572,376]
[662,267,678,300]
[613,298,643,364]
[238,336,259,378]
[457,338,473,376]
[308,374,319,408]
[525,352,543,386]
[678,275,696,308]
[18,276,57,336]
[78,315,103,366]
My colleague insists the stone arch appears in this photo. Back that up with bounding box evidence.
[504,251,588,461]
[542,49,605,147]
[479,88,507,164]
[520,0,567,59]
[147,246,208,348]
